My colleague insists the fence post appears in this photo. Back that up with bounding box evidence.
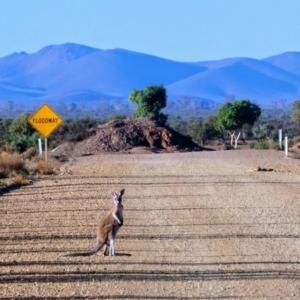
[278,129,282,150]
[38,138,43,155]
[284,136,288,156]
[45,138,48,163]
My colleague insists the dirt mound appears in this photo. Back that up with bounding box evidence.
[54,118,202,157]
[291,141,300,149]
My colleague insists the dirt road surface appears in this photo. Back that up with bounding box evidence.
[1,150,300,299]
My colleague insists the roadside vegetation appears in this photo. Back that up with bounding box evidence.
[0,147,61,189]
[1,107,299,155]
[215,100,261,148]
[0,113,62,189]
[1,86,300,188]
[1,97,300,154]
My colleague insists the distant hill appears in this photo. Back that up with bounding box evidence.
[168,57,300,104]
[0,43,299,112]
[263,52,300,77]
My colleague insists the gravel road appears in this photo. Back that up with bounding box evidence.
[1,150,300,299]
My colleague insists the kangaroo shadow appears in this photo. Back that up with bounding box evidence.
[114,252,131,257]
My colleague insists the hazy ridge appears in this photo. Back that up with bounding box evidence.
[0,43,299,109]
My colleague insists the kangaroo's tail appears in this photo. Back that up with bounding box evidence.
[60,242,105,257]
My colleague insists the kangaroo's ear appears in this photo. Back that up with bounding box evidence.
[110,190,117,197]
[119,189,125,196]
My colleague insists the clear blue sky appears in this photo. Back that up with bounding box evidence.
[1,0,299,61]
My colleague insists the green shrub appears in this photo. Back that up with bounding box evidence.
[9,132,40,153]
[188,120,204,143]
[27,132,41,148]
[64,117,97,142]
[9,113,35,137]
[268,140,279,150]
[10,136,30,152]
[0,119,13,147]
[249,142,256,149]
[249,140,279,150]
[0,134,12,148]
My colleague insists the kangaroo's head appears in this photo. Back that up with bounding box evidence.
[111,189,125,207]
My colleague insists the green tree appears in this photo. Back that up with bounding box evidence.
[291,99,300,122]
[129,85,167,122]
[203,116,220,142]
[7,113,41,152]
[9,112,35,137]
[188,120,205,144]
[59,117,98,142]
[10,136,30,152]
[188,116,220,145]
[0,118,13,147]
[215,100,261,148]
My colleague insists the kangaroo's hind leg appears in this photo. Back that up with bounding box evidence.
[104,242,110,256]
[109,225,118,256]
[109,239,115,256]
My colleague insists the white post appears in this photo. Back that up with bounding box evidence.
[284,136,288,156]
[38,138,43,155]
[278,129,282,150]
[45,137,48,163]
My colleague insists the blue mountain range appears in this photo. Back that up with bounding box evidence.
[0,43,299,108]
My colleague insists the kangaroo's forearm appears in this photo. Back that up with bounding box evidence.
[112,212,122,225]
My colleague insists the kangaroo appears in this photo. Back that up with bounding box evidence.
[61,189,125,257]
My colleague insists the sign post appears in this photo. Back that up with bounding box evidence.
[28,104,63,162]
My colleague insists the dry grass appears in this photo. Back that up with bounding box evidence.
[21,147,37,160]
[10,174,28,185]
[290,135,300,147]
[289,149,300,159]
[288,136,300,159]
[293,152,300,159]
[25,155,61,175]
[0,152,25,178]
[0,151,61,190]
[36,156,61,175]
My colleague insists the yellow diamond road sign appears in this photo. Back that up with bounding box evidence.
[29,104,63,138]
